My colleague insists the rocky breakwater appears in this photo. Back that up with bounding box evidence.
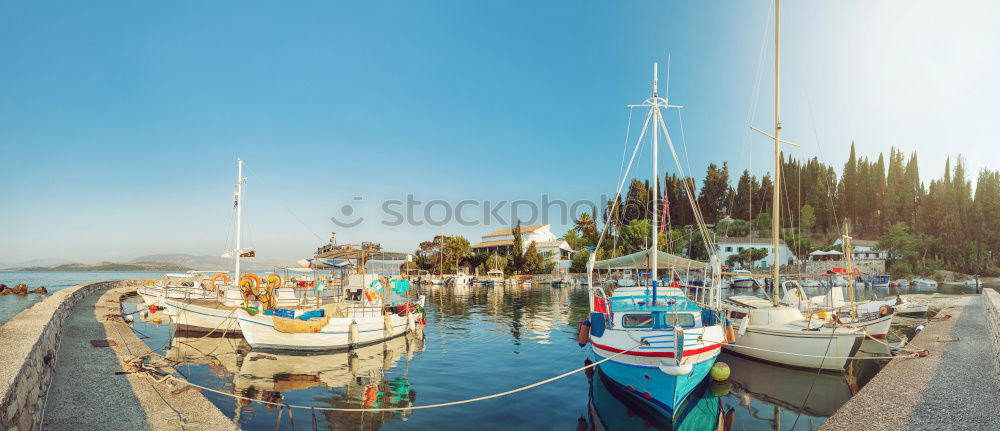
[0,280,140,431]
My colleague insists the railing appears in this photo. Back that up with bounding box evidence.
[984,289,1000,374]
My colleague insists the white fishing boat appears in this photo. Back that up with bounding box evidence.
[729,270,757,289]
[137,272,220,309]
[166,158,341,332]
[582,62,726,416]
[236,288,425,351]
[911,278,938,288]
[721,0,865,371]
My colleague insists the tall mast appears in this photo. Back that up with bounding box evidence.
[234,158,244,283]
[651,63,660,301]
[843,222,857,320]
[770,0,782,305]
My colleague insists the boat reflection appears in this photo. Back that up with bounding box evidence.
[235,334,424,408]
[584,368,730,431]
[721,352,852,418]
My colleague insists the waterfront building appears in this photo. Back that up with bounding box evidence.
[717,237,797,268]
[470,224,573,270]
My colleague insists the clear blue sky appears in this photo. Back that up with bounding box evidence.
[1,0,996,264]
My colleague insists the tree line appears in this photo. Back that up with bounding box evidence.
[401,221,557,276]
[561,143,999,277]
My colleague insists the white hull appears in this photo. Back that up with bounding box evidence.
[237,308,422,351]
[724,326,862,370]
[165,299,241,333]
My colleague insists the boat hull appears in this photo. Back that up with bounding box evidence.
[237,309,421,351]
[590,324,723,414]
[723,327,862,370]
[165,299,241,333]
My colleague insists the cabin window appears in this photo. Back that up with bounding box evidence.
[621,314,654,328]
[729,311,747,320]
[664,313,696,328]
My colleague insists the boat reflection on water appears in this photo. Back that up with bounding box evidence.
[235,334,424,410]
[162,324,425,429]
[165,331,249,377]
[722,352,853,419]
[584,367,731,431]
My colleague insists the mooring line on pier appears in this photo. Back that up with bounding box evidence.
[123,342,644,413]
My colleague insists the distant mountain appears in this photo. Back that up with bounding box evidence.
[14,261,193,272]
[0,258,72,269]
[128,254,291,271]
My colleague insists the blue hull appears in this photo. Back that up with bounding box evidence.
[593,351,718,415]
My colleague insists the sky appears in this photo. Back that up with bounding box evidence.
[0,0,997,265]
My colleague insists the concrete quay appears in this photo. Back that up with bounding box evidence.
[0,281,236,431]
[820,292,1000,431]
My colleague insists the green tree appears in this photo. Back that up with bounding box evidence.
[511,221,524,271]
[570,250,591,273]
[753,212,772,234]
[697,162,730,224]
[445,236,471,272]
[561,229,581,249]
[522,242,545,274]
[715,217,750,237]
[800,204,816,232]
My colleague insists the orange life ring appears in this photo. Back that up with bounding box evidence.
[364,289,379,302]
[210,273,229,290]
[239,273,262,297]
[265,273,282,290]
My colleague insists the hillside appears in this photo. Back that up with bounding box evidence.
[13,261,193,272]
[129,253,291,270]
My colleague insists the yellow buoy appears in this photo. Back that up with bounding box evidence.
[817,311,829,319]
[711,362,731,381]
[152,317,162,324]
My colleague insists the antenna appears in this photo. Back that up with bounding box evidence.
[665,55,671,99]
[653,62,659,97]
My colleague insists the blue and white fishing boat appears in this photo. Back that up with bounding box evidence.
[580,63,727,416]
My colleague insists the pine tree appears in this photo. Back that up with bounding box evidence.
[511,220,524,271]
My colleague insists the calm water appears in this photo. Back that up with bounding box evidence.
[117,281,984,431]
[0,271,163,324]
[4,271,990,430]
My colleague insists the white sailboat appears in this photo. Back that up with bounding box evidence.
[166,158,341,333]
[721,0,865,371]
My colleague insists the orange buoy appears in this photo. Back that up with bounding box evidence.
[725,321,736,343]
[363,385,379,407]
[577,319,591,346]
[149,304,158,313]
[209,273,229,290]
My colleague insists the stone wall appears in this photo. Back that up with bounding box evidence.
[0,280,139,431]
[985,289,1000,374]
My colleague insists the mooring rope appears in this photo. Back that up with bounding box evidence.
[126,343,643,412]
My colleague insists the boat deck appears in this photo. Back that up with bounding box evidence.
[819,293,1000,430]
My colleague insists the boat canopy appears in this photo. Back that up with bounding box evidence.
[296,258,352,269]
[592,249,708,270]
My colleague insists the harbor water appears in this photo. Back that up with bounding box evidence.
[2,272,993,430]
[117,280,994,431]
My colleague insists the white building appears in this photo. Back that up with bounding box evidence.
[717,237,797,268]
[831,238,886,260]
[471,224,573,270]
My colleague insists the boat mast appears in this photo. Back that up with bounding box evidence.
[234,158,245,284]
[770,0,783,305]
[843,222,857,320]
[651,62,660,301]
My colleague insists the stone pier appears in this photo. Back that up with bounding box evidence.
[0,281,236,431]
[819,292,1000,430]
